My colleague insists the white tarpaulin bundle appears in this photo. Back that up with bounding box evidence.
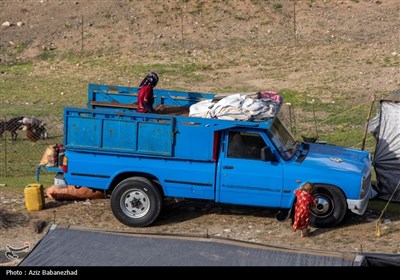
[189,91,282,121]
[369,89,400,202]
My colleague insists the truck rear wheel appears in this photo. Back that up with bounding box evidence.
[310,185,347,228]
[111,177,162,227]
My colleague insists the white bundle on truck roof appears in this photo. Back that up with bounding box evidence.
[189,91,282,121]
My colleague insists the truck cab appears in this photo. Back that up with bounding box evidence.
[217,118,371,228]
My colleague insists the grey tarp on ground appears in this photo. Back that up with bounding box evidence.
[371,89,400,202]
[359,253,400,266]
[19,227,358,266]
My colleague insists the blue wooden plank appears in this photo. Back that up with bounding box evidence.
[66,116,102,148]
[137,120,173,156]
[103,119,138,151]
[87,83,216,110]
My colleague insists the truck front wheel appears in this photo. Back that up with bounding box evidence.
[310,185,347,228]
[111,177,162,227]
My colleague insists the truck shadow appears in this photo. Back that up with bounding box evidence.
[44,200,75,209]
[155,197,400,235]
[155,197,277,226]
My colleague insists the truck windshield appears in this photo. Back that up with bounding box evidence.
[269,118,298,160]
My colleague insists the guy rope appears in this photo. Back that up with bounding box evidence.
[376,179,400,237]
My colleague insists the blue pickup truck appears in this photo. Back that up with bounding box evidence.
[52,83,371,228]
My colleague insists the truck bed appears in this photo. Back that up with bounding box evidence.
[63,84,275,161]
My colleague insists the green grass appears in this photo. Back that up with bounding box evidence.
[280,89,312,105]
[273,3,283,10]
[0,135,63,177]
[37,50,58,61]
[0,62,33,74]
[119,63,212,79]
[277,88,378,152]
[367,199,400,217]
[0,173,54,191]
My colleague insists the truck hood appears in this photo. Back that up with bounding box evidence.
[299,143,370,175]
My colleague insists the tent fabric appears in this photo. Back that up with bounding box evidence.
[380,89,400,103]
[358,253,400,266]
[367,114,380,139]
[373,93,400,202]
[19,227,358,267]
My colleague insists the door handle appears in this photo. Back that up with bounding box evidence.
[223,165,234,169]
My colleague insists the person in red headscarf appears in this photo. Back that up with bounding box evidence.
[137,71,159,113]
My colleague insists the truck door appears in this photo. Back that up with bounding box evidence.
[217,130,283,207]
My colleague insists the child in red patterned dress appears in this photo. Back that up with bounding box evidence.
[293,182,316,237]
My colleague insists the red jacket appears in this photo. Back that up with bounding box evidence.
[137,85,155,113]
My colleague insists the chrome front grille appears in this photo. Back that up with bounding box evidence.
[360,172,371,198]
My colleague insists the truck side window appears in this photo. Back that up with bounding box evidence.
[228,131,266,160]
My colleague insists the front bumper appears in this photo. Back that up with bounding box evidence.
[347,185,371,215]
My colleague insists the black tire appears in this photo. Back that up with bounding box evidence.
[111,177,162,227]
[310,185,347,228]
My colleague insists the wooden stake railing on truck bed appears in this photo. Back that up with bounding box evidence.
[89,101,138,110]
[89,101,189,116]
[87,83,216,111]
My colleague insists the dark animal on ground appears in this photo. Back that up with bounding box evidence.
[0,116,24,140]
[21,117,48,144]
[301,135,318,143]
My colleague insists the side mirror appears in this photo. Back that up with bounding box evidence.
[261,146,278,162]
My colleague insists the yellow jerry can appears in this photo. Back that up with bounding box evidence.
[24,183,45,211]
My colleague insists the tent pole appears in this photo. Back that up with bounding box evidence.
[361,95,376,151]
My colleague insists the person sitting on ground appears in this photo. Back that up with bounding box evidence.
[137,71,159,113]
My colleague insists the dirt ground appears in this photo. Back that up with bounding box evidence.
[1,0,400,266]
[0,187,399,266]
